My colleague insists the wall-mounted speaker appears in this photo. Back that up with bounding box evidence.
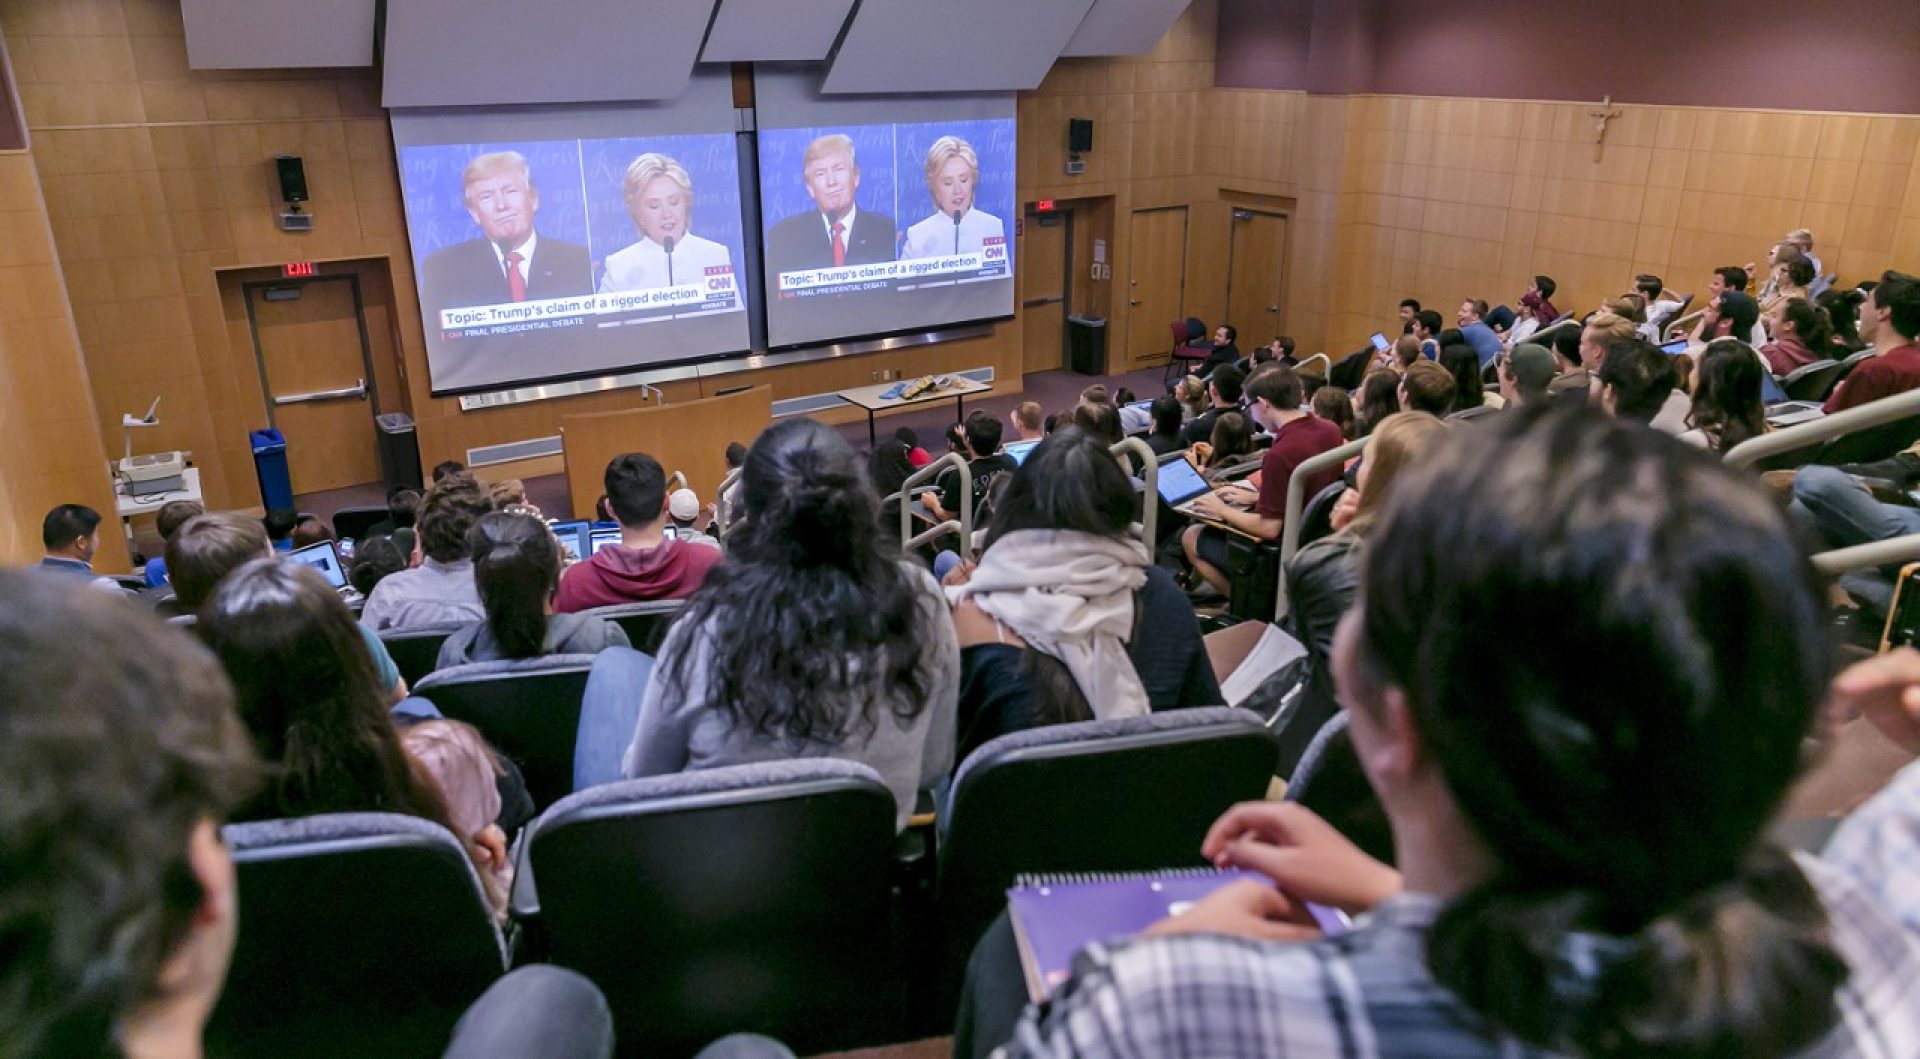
[1068,118,1094,153]
[274,155,308,204]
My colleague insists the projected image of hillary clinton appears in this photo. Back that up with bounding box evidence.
[900,136,1005,261]
[598,152,733,293]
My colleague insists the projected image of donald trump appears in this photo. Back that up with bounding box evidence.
[598,152,734,293]
[419,150,593,311]
[764,133,897,272]
[900,135,1004,261]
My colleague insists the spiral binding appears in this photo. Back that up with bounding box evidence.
[1014,867,1230,888]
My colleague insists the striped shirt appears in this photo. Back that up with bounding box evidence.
[1002,762,1920,1058]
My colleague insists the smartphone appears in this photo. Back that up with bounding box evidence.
[1369,332,1391,353]
[1880,562,1920,652]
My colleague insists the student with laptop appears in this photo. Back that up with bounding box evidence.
[1181,365,1344,598]
[926,412,1018,526]
[554,452,720,612]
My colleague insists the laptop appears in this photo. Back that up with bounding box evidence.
[548,519,591,561]
[286,540,357,600]
[589,526,623,554]
[1005,438,1041,465]
[1155,454,1216,516]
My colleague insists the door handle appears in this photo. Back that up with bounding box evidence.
[1267,305,1279,312]
[273,378,367,406]
[1129,299,1143,306]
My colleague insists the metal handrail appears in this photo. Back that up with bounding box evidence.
[1274,436,1368,621]
[1522,316,1579,346]
[1113,437,1157,544]
[1723,387,1920,470]
[713,467,742,538]
[1813,533,1920,576]
[273,378,366,405]
[897,452,970,552]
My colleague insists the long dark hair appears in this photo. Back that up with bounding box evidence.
[665,419,931,745]
[468,511,560,659]
[1356,408,1842,1056]
[869,437,914,501]
[1355,370,1401,437]
[1687,339,1769,453]
[982,427,1138,727]
[1204,411,1254,468]
[1439,343,1484,409]
[1777,296,1832,351]
[199,560,457,834]
[1817,288,1863,351]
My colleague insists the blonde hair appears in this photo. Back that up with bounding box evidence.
[1584,312,1639,345]
[802,134,857,171]
[622,152,693,209]
[1350,412,1449,536]
[923,135,980,189]
[461,151,533,203]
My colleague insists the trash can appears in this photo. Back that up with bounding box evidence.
[377,413,424,493]
[249,428,294,513]
[1066,314,1108,375]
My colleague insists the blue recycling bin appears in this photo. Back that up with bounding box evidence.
[250,428,294,513]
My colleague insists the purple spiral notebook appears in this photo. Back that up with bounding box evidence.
[1006,868,1350,1001]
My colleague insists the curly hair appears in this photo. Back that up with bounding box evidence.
[661,419,932,746]
[416,473,493,564]
[0,572,258,1059]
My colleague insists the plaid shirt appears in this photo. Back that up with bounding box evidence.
[1002,762,1920,1059]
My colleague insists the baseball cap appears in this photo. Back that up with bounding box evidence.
[667,488,699,522]
[1508,343,1557,392]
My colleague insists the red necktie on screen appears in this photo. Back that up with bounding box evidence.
[830,222,847,268]
[505,250,527,301]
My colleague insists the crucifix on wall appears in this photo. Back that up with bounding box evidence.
[1589,95,1622,162]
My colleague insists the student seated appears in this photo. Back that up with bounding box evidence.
[1143,395,1186,456]
[926,411,1017,525]
[1680,339,1769,453]
[0,572,618,1059]
[1182,365,1344,597]
[972,409,1920,1057]
[945,428,1223,766]
[359,475,492,632]
[623,419,958,830]
[143,499,203,588]
[556,452,721,612]
[201,560,515,911]
[367,486,421,557]
[1824,270,1920,414]
[438,512,629,668]
[37,503,116,590]
[1190,410,1254,477]
[348,533,409,598]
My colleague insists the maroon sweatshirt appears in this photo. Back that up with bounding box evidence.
[553,537,721,613]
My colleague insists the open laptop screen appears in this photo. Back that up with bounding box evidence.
[286,540,346,589]
[548,519,591,562]
[1155,455,1212,507]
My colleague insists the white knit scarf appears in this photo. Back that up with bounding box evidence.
[945,529,1153,720]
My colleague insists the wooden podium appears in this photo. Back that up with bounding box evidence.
[558,386,772,520]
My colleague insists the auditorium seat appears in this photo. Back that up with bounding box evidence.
[380,622,469,686]
[581,599,685,654]
[1283,712,1394,866]
[510,760,905,1057]
[1293,479,1348,553]
[1781,358,1846,402]
[933,708,1277,1012]
[414,655,597,810]
[1831,347,1880,387]
[331,504,390,543]
[1164,319,1211,383]
[208,813,505,1059]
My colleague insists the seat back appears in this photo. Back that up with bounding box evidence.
[208,813,504,1058]
[379,622,467,686]
[935,708,1277,999]
[1781,358,1846,401]
[331,504,389,543]
[1833,347,1878,387]
[523,761,902,1056]
[1294,479,1348,552]
[414,656,596,810]
[1814,413,1920,466]
[582,599,685,654]
[1169,319,1190,352]
[1283,713,1395,866]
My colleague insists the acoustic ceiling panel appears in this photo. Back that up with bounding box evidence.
[383,0,720,107]
[1061,0,1195,56]
[820,0,1096,93]
[182,0,376,69]
[701,0,859,62]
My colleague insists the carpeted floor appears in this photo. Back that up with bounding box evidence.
[290,366,1168,529]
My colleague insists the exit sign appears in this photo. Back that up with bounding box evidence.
[1035,199,1056,212]
[283,261,316,277]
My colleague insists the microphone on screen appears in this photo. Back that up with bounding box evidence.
[952,209,963,255]
[663,235,676,287]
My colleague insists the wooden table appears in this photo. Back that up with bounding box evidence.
[835,374,993,446]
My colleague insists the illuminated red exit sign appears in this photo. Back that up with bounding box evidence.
[1034,199,1057,212]
[283,261,317,277]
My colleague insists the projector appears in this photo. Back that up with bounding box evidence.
[119,451,186,497]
